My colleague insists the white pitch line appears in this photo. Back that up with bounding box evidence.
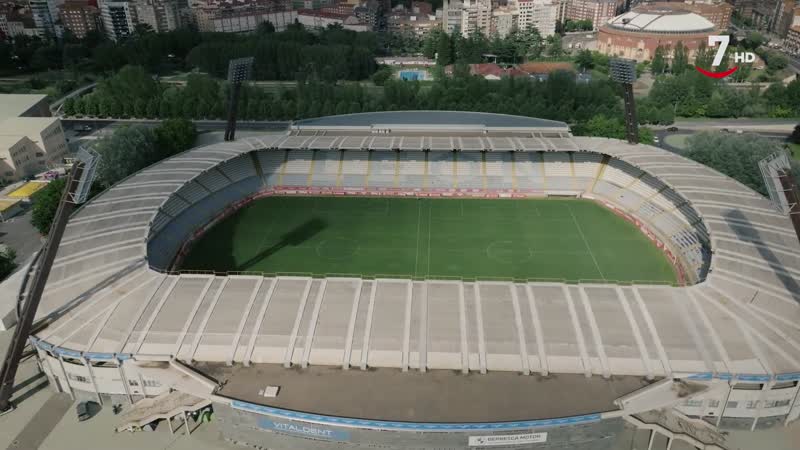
[413,200,422,277]
[566,204,605,280]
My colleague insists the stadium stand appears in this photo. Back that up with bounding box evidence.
[24,113,800,448]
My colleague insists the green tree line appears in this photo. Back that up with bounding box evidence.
[62,64,629,127]
[2,22,378,81]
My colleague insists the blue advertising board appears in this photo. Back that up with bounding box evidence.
[258,417,350,441]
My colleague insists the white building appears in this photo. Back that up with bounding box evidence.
[29,0,61,37]
[134,0,180,32]
[296,10,368,31]
[0,95,68,185]
[209,9,297,33]
[99,0,137,40]
[517,0,557,37]
[441,0,462,34]
[460,0,491,37]
[491,6,517,38]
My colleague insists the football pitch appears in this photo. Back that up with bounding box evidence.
[180,196,678,284]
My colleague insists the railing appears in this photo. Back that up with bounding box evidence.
[149,266,680,287]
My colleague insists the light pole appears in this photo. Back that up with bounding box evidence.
[0,148,99,413]
[760,151,800,244]
[225,57,254,142]
[609,58,639,145]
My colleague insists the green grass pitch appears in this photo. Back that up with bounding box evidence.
[180,196,677,284]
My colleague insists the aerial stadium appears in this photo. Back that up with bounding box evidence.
[21,112,800,449]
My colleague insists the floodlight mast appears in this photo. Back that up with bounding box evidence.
[777,169,800,244]
[759,151,800,245]
[0,149,99,413]
[225,57,254,142]
[609,58,639,145]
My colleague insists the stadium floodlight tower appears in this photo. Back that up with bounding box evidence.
[759,151,800,243]
[0,148,99,414]
[609,58,639,145]
[225,56,254,142]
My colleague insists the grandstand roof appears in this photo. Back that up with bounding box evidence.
[29,114,800,388]
[293,111,570,131]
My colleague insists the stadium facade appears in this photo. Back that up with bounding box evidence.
[21,112,800,449]
[598,7,717,62]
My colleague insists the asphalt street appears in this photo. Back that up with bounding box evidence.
[0,210,42,271]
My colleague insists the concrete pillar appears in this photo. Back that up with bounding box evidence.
[117,361,133,404]
[82,357,103,405]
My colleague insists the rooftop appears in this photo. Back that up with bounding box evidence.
[292,111,569,130]
[607,10,715,34]
[0,117,59,141]
[0,135,28,152]
[0,94,47,119]
[7,181,48,198]
[202,363,653,422]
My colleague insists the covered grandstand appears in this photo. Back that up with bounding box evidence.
[20,112,800,449]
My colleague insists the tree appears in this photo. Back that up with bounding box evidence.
[30,178,66,235]
[154,118,197,157]
[546,35,564,58]
[672,42,688,75]
[63,97,76,116]
[0,247,16,282]
[134,98,147,117]
[93,125,160,188]
[685,132,790,196]
[694,43,713,70]
[422,28,441,59]
[371,65,393,86]
[146,98,159,118]
[575,49,594,71]
[435,32,453,65]
[742,32,765,50]
[575,115,654,144]
[256,21,276,35]
[651,46,667,75]
[791,124,800,145]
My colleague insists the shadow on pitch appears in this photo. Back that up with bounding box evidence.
[723,210,800,303]
[236,217,327,270]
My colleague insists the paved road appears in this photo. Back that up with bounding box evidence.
[650,119,797,133]
[0,210,42,272]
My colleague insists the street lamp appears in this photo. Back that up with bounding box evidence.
[225,57,254,142]
[759,151,800,244]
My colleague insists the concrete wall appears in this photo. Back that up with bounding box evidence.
[214,403,624,450]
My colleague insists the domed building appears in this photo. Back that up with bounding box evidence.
[598,7,717,62]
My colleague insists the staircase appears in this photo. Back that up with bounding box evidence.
[624,409,728,450]
[116,390,211,433]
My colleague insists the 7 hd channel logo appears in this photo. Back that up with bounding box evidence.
[695,35,755,79]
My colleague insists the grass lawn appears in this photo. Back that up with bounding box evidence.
[181,196,677,284]
[663,134,691,151]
